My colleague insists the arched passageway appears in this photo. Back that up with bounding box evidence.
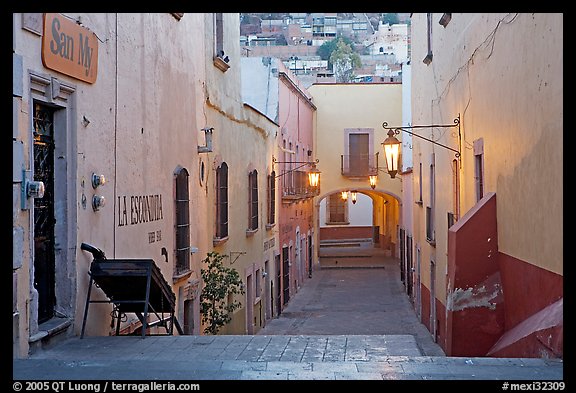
[317,188,401,268]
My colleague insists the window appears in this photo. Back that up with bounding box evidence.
[349,133,369,175]
[267,172,276,228]
[289,142,294,194]
[343,128,375,177]
[248,170,258,232]
[327,193,347,224]
[255,268,261,299]
[438,13,452,28]
[215,162,228,240]
[417,162,423,204]
[215,13,224,57]
[474,138,484,202]
[213,13,230,72]
[175,167,190,276]
[427,154,435,244]
[452,159,460,220]
[423,13,433,65]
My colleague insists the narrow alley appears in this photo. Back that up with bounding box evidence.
[258,255,445,357]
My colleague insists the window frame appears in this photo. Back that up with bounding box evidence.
[266,171,276,229]
[474,138,484,202]
[174,167,191,277]
[214,162,229,243]
[423,13,433,65]
[247,169,259,233]
[213,13,230,72]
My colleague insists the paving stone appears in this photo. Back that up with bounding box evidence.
[220,360,267,371]
[240,370,288,380]
[288,371,336,380]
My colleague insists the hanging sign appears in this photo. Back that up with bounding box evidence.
[41,13,98,84]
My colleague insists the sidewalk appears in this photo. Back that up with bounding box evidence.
[260,257,445,357]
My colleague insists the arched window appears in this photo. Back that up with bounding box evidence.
[175,167,190,275]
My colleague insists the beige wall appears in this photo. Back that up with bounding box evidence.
[410,13,563,303]
[75,13,209,337]
[12,12,219,356]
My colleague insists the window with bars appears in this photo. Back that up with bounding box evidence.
[216,162,228,239]
[175,167,190,276]
[474,138,484,202]
[248,170,259,231]
[475,153,484,202]
[267,172,276,227]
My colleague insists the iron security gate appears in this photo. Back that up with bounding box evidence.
[33,102,56,324]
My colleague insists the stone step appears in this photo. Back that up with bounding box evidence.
[14,335,563,381]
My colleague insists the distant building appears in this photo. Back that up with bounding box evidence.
[364,22,409,63]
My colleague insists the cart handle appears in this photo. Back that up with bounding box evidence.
[80,243,107,260]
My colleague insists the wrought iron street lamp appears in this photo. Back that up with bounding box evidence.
[272,156,321,188]
[381,130,401,179]
[307,162,321,188]
[341,191,348,201]
[350,191,358,204]
[369,175,377,189]
[381,114,461,179]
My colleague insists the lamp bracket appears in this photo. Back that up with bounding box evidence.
[382,114,461,158]
[272,156,319,165]
[272,157,319,179]
[225,251,246,265]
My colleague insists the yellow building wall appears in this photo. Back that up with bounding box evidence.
[203,13,278,335]
[308,83,403,200]
[308,83,403,246]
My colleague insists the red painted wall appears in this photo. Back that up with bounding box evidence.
[445,192,506,356]
[319,226,373,240]
[487,297,563,358]
[420,284,431,332]
[487,253,563,358]
[439,192,563,358]
[498,252,563,329]
[418,281,447,347]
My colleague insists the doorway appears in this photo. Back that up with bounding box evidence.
[282,246,290,305]
[246,272,254,334]
[430,259,437,342]
[33,102,56,324]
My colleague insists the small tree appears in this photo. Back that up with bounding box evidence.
[317,36,355,70]
[200,252,245,335]
[382,13,400,25]
[330,38,362,83]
